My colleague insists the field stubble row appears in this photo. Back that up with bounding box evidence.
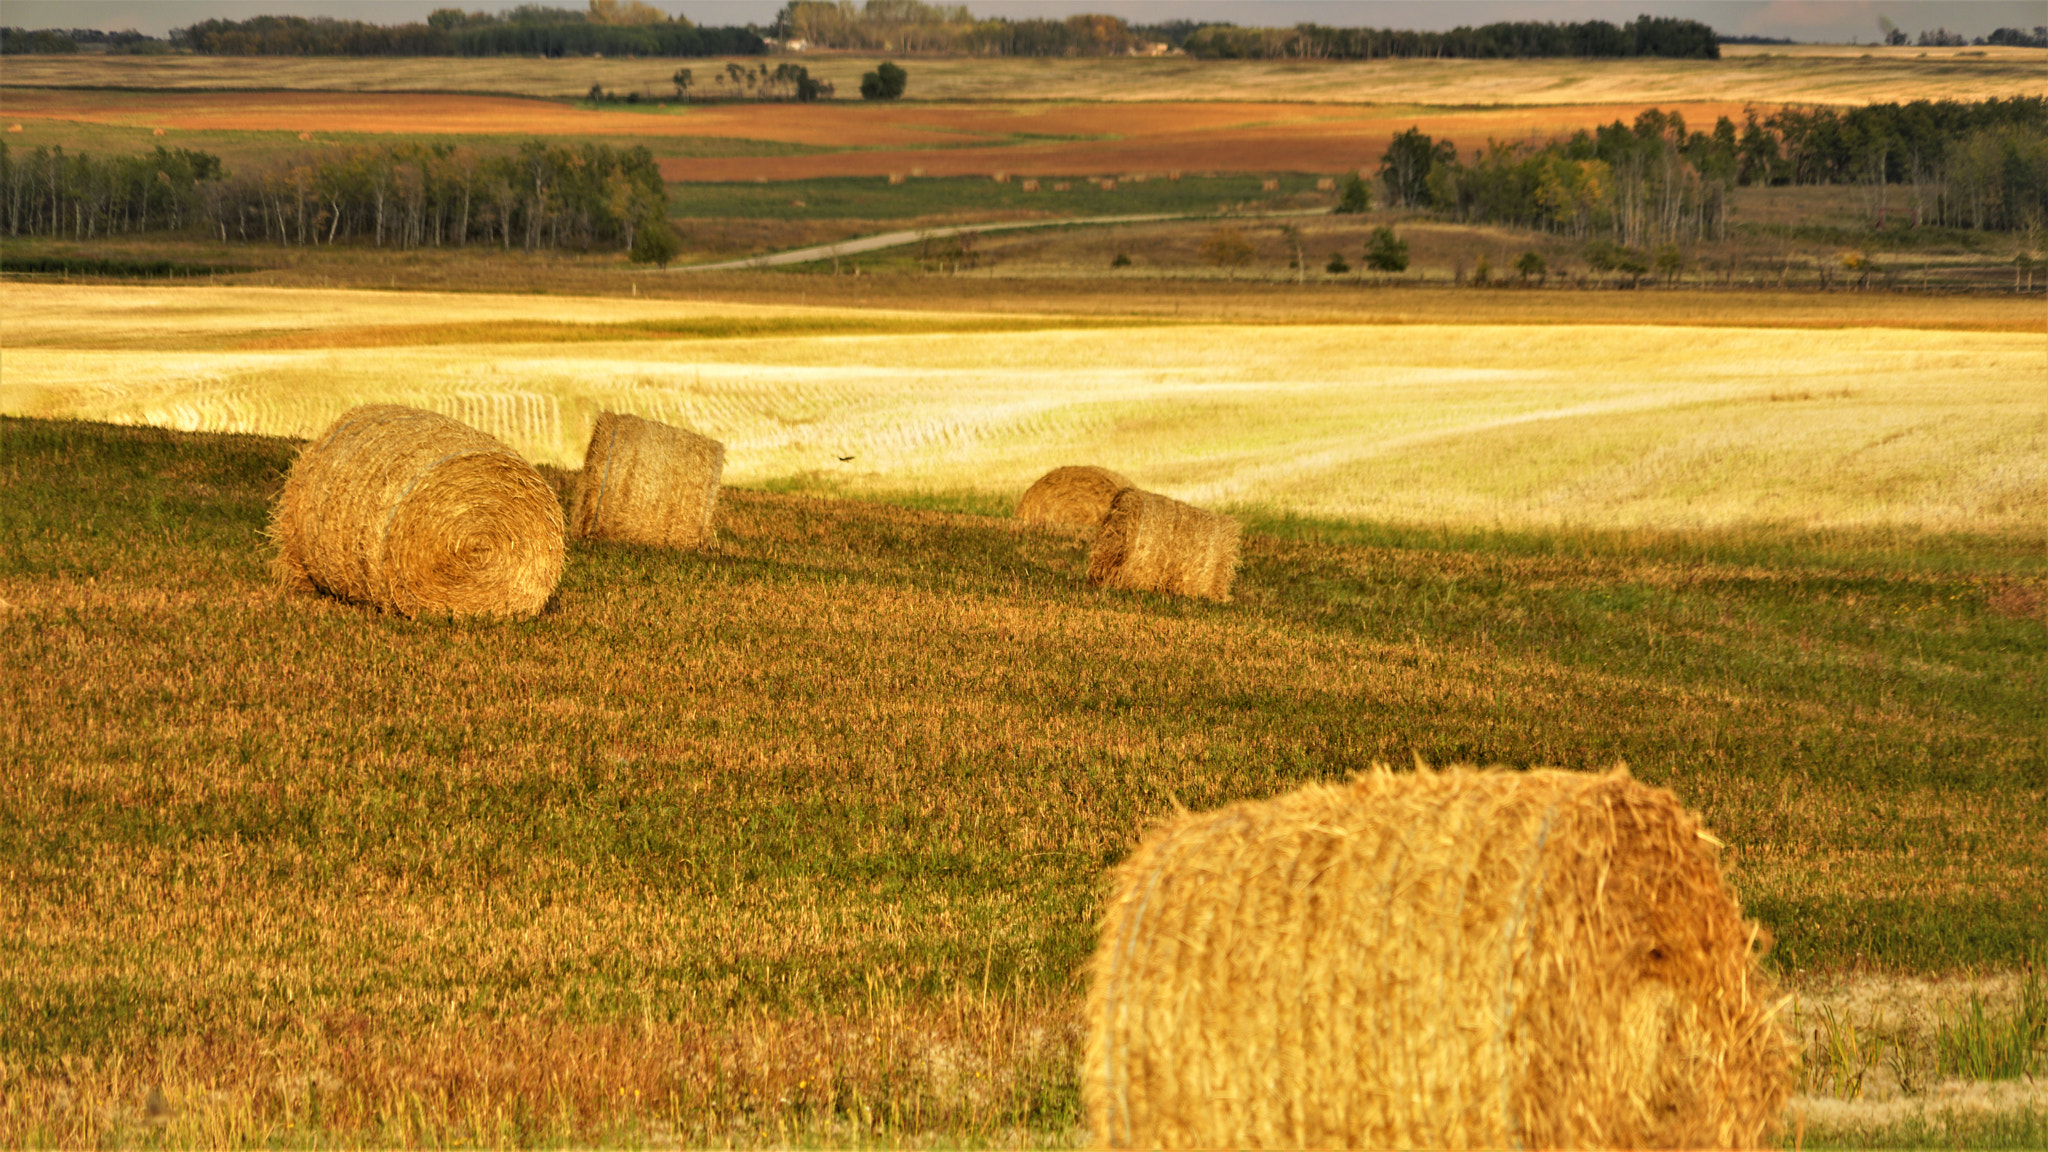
[3,45,2040,106]
[5,284,2042,538]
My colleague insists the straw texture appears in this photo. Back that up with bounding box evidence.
[568,411,725,549]
[271,405,565,619]
[1084,765,1795,1151]
[1086,488,1240,601]
[1016,465,1133,528]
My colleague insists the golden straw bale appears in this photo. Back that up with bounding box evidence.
[1086,488,1239,601]
[1084,765,1795,1151]
[568,411,725,550]
[1015,465,1133,529]
[271,405,564,619]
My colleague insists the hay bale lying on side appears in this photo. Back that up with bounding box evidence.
[271,405,564,619]
[1016,465,1133,528]
[568,411,725,550]
[1086,488,1239,601]
[1085,765,1795,1151]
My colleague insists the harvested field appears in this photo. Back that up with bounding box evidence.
[6,284,2042,537]
[3,45,2040,106]
[2,416,2042,1148]
[0,89,1760,181]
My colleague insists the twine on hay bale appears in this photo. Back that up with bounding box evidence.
[1084,764,1796,1151]
[1016,465,1133,529]
[1086,488,1239,601]
[568,411,725,550]
[270,405,564,619]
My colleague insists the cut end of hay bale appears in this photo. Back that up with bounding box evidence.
[569,411,726,551]
[1086,488,1240,601]
[1015,465,1133,529]
[1084,764,1795,1150]
[270,405,565,620]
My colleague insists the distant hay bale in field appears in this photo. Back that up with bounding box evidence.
[1015,465,1132,528]
[1316,176,1336,191]
[1084,764,1795,1151]
[993,171,1009,183]
[1053,182,1071,191]
[1086,488,1239,601]
[568,411,725,550]
[1260,177,1280,191]
[152,127,165,136]
[1021,179,1040,191]
[887,173,905,185]
[910,166,926,177]
[1168,170,1181,180]
[271,405,564,619]
[1101,179,1117,191]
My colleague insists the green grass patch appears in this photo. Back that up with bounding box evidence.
[0,253,258,279]
[670,173,1327,222]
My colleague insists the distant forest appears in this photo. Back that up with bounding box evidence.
[0,138,681,262]
[6,2,2045,59]
[1,2,767,59]
[773,2,1722,58]
[1381,97,2048,248]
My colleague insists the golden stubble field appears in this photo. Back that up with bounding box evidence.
[3,44,2042,105]
[4,283,2042,537]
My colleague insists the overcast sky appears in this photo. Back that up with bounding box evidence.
[9,0,2044,42]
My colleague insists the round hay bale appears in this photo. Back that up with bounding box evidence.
[1084,765,1795,1150]
[1016,465,1133,528]
[569,411,725,550]
[1086,488,1240,601]
[270,405,564,619]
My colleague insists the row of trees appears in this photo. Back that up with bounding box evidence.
[663,62,832,102]
[1,139,682,263]
[173,7,765,58]
[774,2,1154,55]
[1,145,223,239]
[1180,16,1720,60]
[769,3,1722,58]
[0,26,170,53]
[1375,99,2048,245]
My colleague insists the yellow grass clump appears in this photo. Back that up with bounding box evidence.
[1015,464,1132,528]
[270,404,564,619]
[1084,764,1796,1151]
[1086,488,1239,601]
[569,411,726,550]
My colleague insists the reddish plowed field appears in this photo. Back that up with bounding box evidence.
[3,89,1754,180]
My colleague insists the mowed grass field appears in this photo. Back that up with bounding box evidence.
[3,410,2044,1147]
[3,277,2046,1145]
[6,284,2044,535]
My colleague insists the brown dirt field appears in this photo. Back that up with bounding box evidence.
[657,102,1754,181]
[0,89,1753,181]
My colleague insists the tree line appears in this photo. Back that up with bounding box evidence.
[774,1,1152,55]
[1178,16,1720,60]
[1,139,683,264]
[172,6,765,58]
[1377,97,2048,246]
[771,2,1723,58]
[0,26,169,53]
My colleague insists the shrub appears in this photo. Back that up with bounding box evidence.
[860,61,907,100]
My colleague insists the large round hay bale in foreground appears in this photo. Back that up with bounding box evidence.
[1016,465,1133,528]
[271,405,564,619]
[569,411,725,550]
[1086,488,1239,601]
[1085,765,1795,1151]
